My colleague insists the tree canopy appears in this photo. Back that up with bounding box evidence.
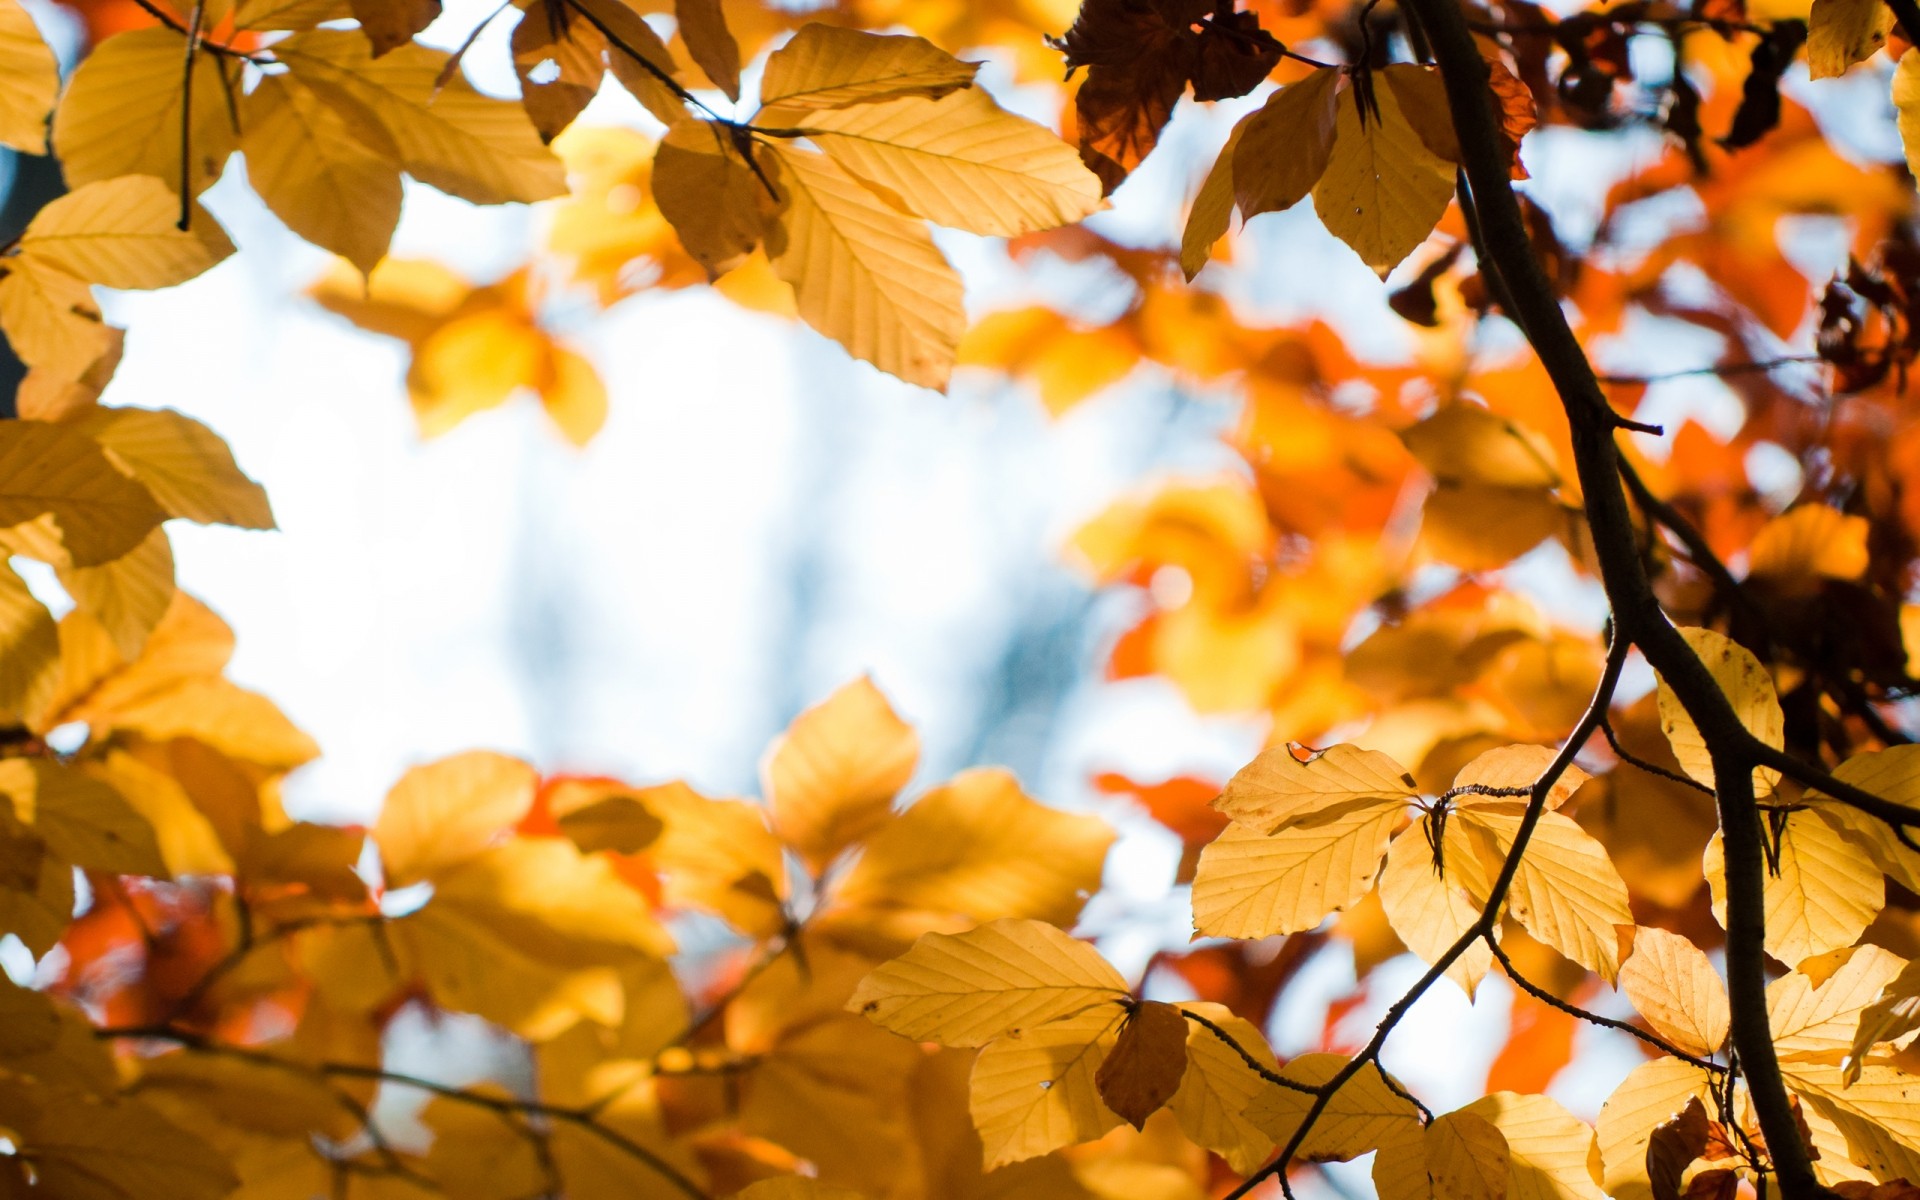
[2,0,1920,1197]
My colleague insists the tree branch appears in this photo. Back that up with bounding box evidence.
[1486,935,1723,1071]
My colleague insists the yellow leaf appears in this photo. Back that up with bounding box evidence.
[650,118,773,278]
[277,30,567,205]
[788,87,1103,237]
[0,825,74,955]
[50,27,238,196]
[1747,503,1870,584]
[19,177,233,290]
[132,1051,360,1141]
[234,0,351,29]
[1181,115,1248,281]
[78,404,275,532]
[1452,744,1589,810]
[1703,808,1881,966]
[1655,627,1783,793]
[1167,1002,1276,1175]
[764,143,966,391]
[1818,745,1920,892]
[1426,1110,1510,1200]
[1594,1058,1715,1200]
[628,779,788,937]
[767,675,917,872]
[0,1079,238,1200]
[241,73,403,275]
[0,0,57,153]
[1897,51,1920,182]
[1231,68,1340,219]
[757,25,978,112]
[1617,927,1729,1058]
[1419,483,1565,571]
[1191,805,1401,938]
[1767,943,1908,1062]
[576,0,686,125]
[419,1096,548,1200]
[1383,65,1461,164]
[847,917,1128,1047]
[1457,806,1632,981]
[1095,1000,1189,1130]
[737,1180,868,1200]
[970,1002,1128,1168]
[0,560,58,718]
[45,589,233,726]
[1378,813,1494,997]
[511,0,606,143]
[547,782,662,855]
[1242,1052,1424,1162]
[16,326,122,421]
[0,256,117,381]
[1310,72,1456,277]
[0,420,165,567]
[374,750,537,887]
[102,677,320,769]
[87,749,233,877]
[1847,957,1920,1083]
[1809,0,1895,77]
[1213,742,1416,835]
[58,527,176,661]
[675,0,740,100]
[1783,1063,1920,1183]
[1459,1091,1606,1200]
[349,0,439,57]
[0,756,165,875]
[830,766,1114,931]
[538,343,607,446]
[1401,403,1562,490]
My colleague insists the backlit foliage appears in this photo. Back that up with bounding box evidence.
[7,0,1920,1196]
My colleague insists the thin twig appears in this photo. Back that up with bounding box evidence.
[1601,718,1715,796]
[1596,355,1824,385]
[1486,935,1723,1071]
[1179,1009,1320,1095]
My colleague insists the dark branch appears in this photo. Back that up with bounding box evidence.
[1486,935,1723,1072]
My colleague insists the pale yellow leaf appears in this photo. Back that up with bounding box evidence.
[1310,74,1455,277]
[846,917,1127,1047]
[758,25,978,111]
[1809,0,1895,77]
[0,419,165,567]
[50,27,238,196]
[1617,926,1729,1057]
[95,677,319,770]
[1093,1000,1188,1130]
[1703,808,1881,966]
[1181,114,1248,281]
[0,757,166,876]
[20,177,233,290]
[375,750,537,887]
[1847,957,1920,1083]
[58,526,175,661]
[1655,626,1783,793]
[242,73,403,275]
[675,0,739,100]
[0,560,58,719]
[651,118,772,278]
[1456,806,1632,981]
[1896,51,1920,182]
[1459,1092,1606,1200]
[1783,1063,1920,1184]
[1427,1110,1510,1200]
[970,1003,1128,1168]
[277,30,566,205]
[1167,1001,1276,1175]
[537,344,606,446]
[1242,1052,1424,1162]
[766,674,917,873]
[1767,943,1908,1062]
[829,766,1114,931]
[0,0,57,153]
[1231,68,1339,218]
[763,143,966,391]
[1451,744,1589,811]
[1378,814,1494,997]
[1594,1058,1715,1200]
[1213,742,1416,834]
[1191,805,1401,938]
[0,257,116,382]
[71,406,274,531]
[1819,745,1920,892]
[1401,403,1562,490]
[792,87,1102,237]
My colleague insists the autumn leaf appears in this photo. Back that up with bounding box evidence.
[241,73,403,275]
[1703,807,1881,966]
[511,0,607,143]
[1094,1000,1188,1130]
[1230,68,1340,221]
[1190,804,1402,938]
[1462,1091,1607,1200]
[1243,1052,1423,1162]
[51,28,238,197]
[1618,926,1729,1058]
[1378,812,1495,997]
[1166,1001,1276,1174]
[1809,0,1895,78]
[969,1002,1128,1167]
[350,0,439,56]
[758,25,979,111]
[1655,627,1783,794]
[1597,1059,1716,1200]
[57,527,174,665]
[374,751,538,887]
[764,675,917,874]
[1311,66,1457,276]
[74,407,275,530]
[1211,742,1416,834]
[1057,0,1208,193]
[1181,113,1247,280]
[1427,1109,1511,1200]
[675,0,740,100]
[651,118,773,277]
[0,0,56,154]
[0,420,167,567]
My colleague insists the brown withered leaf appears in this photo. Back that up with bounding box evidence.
[1483,51,1536,177]
[512,0,607,143]
[350,0,440,56]
[1683,1170,1741,1200]
[1646,1096,1712,1200]
[675,0,740,101]
[1191,11,1281,101]
[1056,0,1210,192]
[1094,999,1189,1129]
[1720,19,1806,149]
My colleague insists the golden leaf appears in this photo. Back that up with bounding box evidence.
[1703,808,1881,967]
[0,419,165,567]
[1181,114,1247,281]
[1094,1000,1189,1131]
[57,526,176,661]
[0,560,59,719]
[1378,813,1494,997]
[241,73,403,275]
[0,1079,237,1200]
[627,779,788,938]
[99,677,319,770]
[1166,1002,1276,1175]
[0,827,74,955]
[1383,65,1461,165]
[75,406,275,530]
[1456,806,1632,981]
[276,30,567,205]
[17,176,233,290]
[1655,627,1783,793]
[1310,71,1456,276]
[766,675,918,873]
[675,0,740,100]
[1192,805,1401,938]
[1594,1058,1715,1200]
[1783,1064,1920,1184]
[1460,1091,1606,1200]
[419,1096,548,1200]
[847,918,1128,1047]
[763,142,966,391]
[1213,742,1416,835]
[1426,1109,1510,1200]
[1846,957,1920,1083]
[511,0,607,142]
[349,0,439,56]
[758,25,978,112]
[1401,403,1562,490]
[1617,927,1729,1058]
[234,0,352,29]
[1451,744,1589,810]
[1768,944,1909,1063]
[1231,68,1340,219]
[970,1002,1128,1168]
[50,28,238,196]
[0,0,55,154]
[787,87,1103,238]
[1818,745,1920,892]
[374,750,538,887]
[0,756,165,876]
[1809,0,1895,78]
[650,119,773,278]
[0,256,117,381]
[1747,503,1871,585]
[1242,1052,1424,1162]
